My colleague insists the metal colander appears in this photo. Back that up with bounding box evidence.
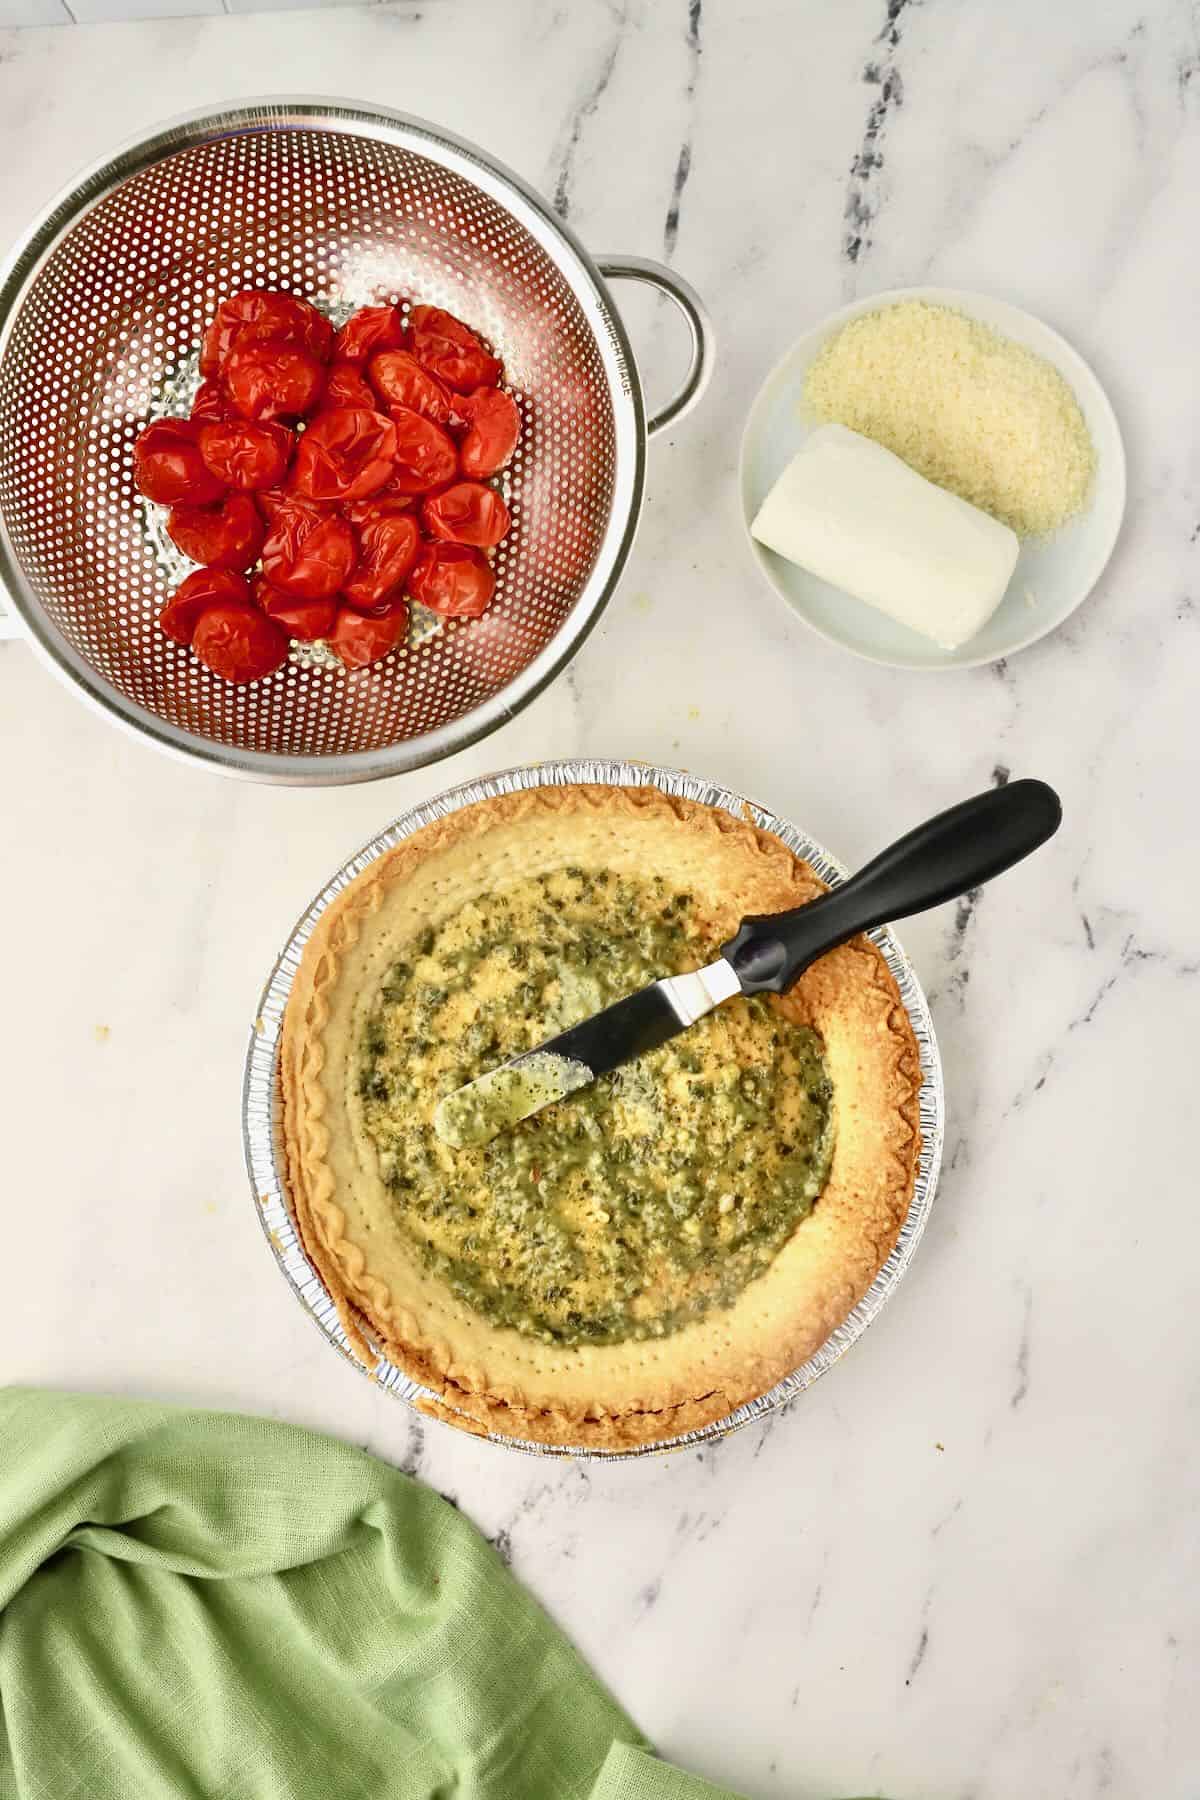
[0,100,711,783]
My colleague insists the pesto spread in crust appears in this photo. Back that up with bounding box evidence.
[280,784,923,1450]
[358,867,835,1348]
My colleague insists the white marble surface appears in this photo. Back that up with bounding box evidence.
[1,3,1198,1796]
[0,0,364,35]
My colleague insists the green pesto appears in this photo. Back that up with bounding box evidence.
[359,867,834,1348]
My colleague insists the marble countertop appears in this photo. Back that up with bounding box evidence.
[2,3,1197,1795]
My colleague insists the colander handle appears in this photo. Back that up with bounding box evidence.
[596,256,714,437]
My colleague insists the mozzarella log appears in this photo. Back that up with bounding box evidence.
[751,423,1020,650]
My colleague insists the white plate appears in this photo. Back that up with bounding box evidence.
[738,286,1126,671]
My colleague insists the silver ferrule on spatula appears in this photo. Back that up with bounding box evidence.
[655,957,743,1026]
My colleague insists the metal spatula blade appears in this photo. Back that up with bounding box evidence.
[433,778,1062,1149]
[433,961,740,1148]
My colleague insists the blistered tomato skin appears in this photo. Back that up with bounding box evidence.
[251,573,338,642]
[343,514,422,613]
[342,493,414,526]
[288,408,399,503]
[262,501,357,601]
[333,305,407,366]
[254,488,289,525]
[133,419,227,506]
[190,380,228,424]
[387,406,459,496]
[329,603,409,669]
[322,363,378,412]
[408,541,496,618]
[166,493,265,569]
[457,387,521,478]
[199,421,293,492]
[368,350,453,424]
[223,339,325,423]
[201,290,333,379]
[408,305,502,392]
[191,602,290,683]
[422,481,510,549]
[158,568,251,645]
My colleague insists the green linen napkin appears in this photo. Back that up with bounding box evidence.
[0,1389,746,1800]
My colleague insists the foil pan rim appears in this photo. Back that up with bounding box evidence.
[242,757,945,1461]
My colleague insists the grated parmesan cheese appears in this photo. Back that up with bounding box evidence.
[803,300,1095,537]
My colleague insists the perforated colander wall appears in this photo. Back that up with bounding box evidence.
[0,120,624,765]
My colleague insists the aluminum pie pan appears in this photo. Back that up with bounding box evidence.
[242,757,945,1459]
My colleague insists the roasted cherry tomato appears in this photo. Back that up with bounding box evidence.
[166,492,264,570]
[333,304,406,366]
[133,418,226,506]
[322,362,377,412]
[192,601,289,683]
[158,568,251,645]
[365,466,435,507]
[251,573,338,643]
[254,488,290,524]
[201,290,333,379]
[223,338,325,423]
[342,492,414,526]
[328,601,409,669]
[343,514,421,613]
[422,480,510,549]
[386,406,458,495]
[456,387,521,478]
[190,380,228,424]
[288,408,398,503]
[408,305,502,392]
[262,500,357,601]
[367,350,452,424]
[198,420,292,492]
[408,541,496,617]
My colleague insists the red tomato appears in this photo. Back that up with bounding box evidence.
[166,492,264,570]
[422,480,510,548]
[133,418,226,506]
[322,362,377,412]
[333,304,406,365]
[192,601,290,684]
[387,406,458,495]
[457,387,521,478]
[342,492,415,526]
[408,305,502,392]
[190,380,228,424]
[255,488,290,524]
[158,568,250,645]
[408,541,496,618]
[201,290,333,379]
[224,338,325,423]
[251,573,338,643]
[262,501,357,601]
[367,350,452,424]
[289,408,398,503]
[199,420,292,492]
[343,514,421,612]
[328,602,409,669]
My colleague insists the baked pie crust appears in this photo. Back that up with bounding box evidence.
[281,785,922,1449]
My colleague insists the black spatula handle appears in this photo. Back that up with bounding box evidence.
[721,779,1062,995]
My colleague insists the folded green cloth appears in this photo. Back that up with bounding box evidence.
[0,1389,744,1800]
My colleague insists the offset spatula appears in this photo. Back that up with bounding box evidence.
[433,778,1062,1148]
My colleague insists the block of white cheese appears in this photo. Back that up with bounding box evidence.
[751,423,1020,650]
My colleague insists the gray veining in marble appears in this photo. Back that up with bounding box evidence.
[2,3,1199,1797]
